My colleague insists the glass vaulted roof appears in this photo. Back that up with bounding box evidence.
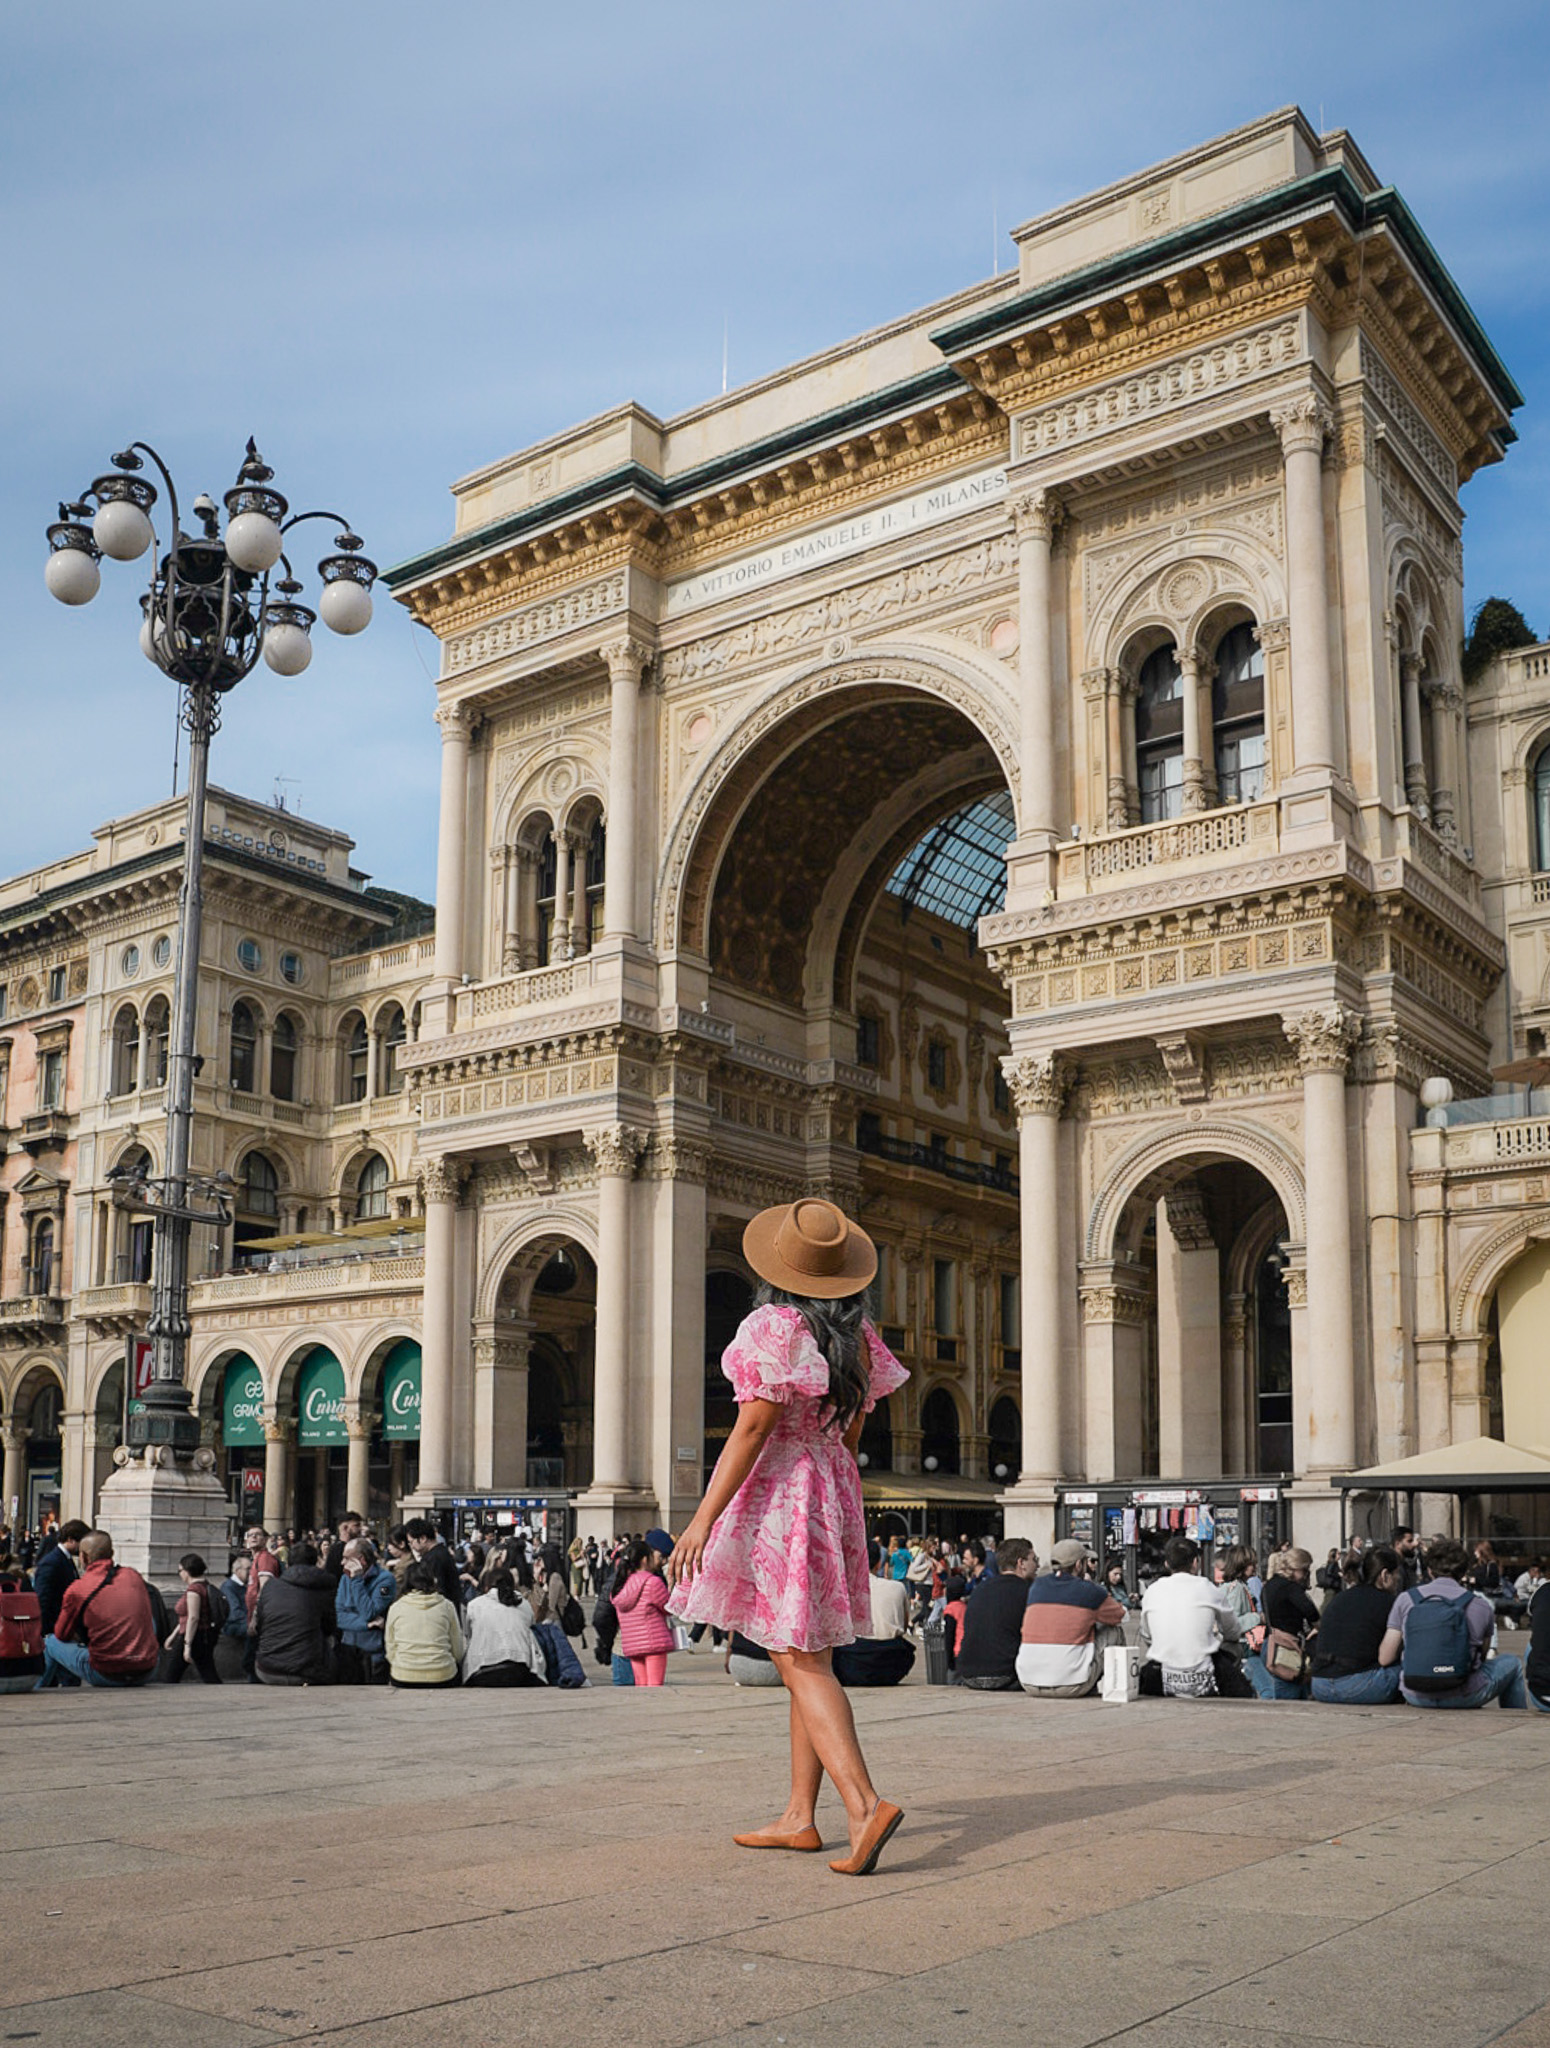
[884,788,1016,929]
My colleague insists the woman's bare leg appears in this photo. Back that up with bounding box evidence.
[770,1647,881,1849]
[736,1667,824,1837]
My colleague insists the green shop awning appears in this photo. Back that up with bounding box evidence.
[381,1340,422,1442]
[297,1348,348,1446]
[222,1355,266,1448]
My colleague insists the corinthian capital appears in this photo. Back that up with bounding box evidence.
[419,1156,467,1205]
[1282,1004,1361,1076]
[434,699,478,742]
[1010,488,1061,545]
[601,636,652,686]
[586,1123,648,1178]
[1000,1050,1070,1117]
[1270,393,1334,459]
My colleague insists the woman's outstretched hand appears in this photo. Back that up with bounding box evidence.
[667,1520,710,1589]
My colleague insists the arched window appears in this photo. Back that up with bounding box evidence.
[29,1217,55,1296]
[584,816,606,952]
[1135,645,1184,823]
[241,1151,279,1219]
[379,1006,406,1095]
[1212,623,1266,805]
[116,1147,154,1283]
[356,1153,389,1221]
[341,1015,368,1103]
[230,1002,257,1093]
[536,834,559,967]
[271,1012,299,1102]
[1534,745,1550,872]
[919,1386,962,1476]
[110,1004,139,1096]
[144,996,169,1088]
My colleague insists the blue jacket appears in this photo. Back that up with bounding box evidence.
[335,1564,397,1649]
[33,1542,79,1639]
[219,1576,249,1638]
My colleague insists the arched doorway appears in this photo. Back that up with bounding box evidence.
[703,1270,754,1488]
[988,1394,1021,1485]
[490,1239,597,1492]
[920,1386,962,1476]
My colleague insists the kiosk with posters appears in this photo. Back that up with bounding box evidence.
[1057,1482,1288,1595]
[433,1494,572,1549]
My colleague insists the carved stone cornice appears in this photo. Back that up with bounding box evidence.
[586,1123,648,1179]
[1270,393,1334,458]
[1164,1181,1215,1252]
[1282,1004,1361,1076]
[1080,1284,1150,1327]
[1000,1051,1070,1118]
[1155,1032,1207,1104]
[641,1137,712,1185]
[442,570,627,677]
[1254,615,1291,654]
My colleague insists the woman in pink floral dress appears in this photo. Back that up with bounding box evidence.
[668,1198,908,1876]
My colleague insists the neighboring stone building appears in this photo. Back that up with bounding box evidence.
[0,786,431,1534]
[383,107,1524,1554]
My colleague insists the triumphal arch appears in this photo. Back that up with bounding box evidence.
[384,108,1518,1550]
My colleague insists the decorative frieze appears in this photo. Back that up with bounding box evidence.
[442,571,627,675]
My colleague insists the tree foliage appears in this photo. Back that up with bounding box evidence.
[1462,597,1537,684]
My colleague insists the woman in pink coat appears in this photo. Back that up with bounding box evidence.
[612,1539,675,1686]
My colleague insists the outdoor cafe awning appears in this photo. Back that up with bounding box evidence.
[1330,1435,1550,1494]
[861,1473,1007,1510]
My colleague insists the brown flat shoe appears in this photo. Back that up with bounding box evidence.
[733,1825,823,1852]
[828,1800,904,1876]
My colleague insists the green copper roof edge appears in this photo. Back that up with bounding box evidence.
[931,166,1521,419]
[382,365,967,591]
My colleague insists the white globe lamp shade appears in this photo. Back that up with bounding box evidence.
[46,547,100,605]
[225,511,285,574]
[856,1452,869,1469]
[994,1463,1009,1480]
[923,1455,939,1472]
[263,622,314,676]
[138,612,165,663]
[320,578,372,635]
[93,497,153,561]
[1419,1076,1454,1111]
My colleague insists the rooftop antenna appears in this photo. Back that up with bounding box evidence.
[722,316,729,396]
[273,776,302,815]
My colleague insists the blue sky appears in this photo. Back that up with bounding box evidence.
[5,2,1547,901]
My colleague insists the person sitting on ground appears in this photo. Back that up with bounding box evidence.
[1102,1562,1137,1612]
[1138,1535,1247,1698]
[1516,1558,1548,1605]
[1308,1545,1405,1704]
[1017,1539,1127,1699]
[251,1542,337,1686]
[335,1537,397,1683]
[39,1530,159,1690]
[833,1539,917,1688]
[1379,1535,1526,1709]
[161,1552,225,1685]
[1215,1545,1263,1665]
[1526,1573,1550,1715]
[1463,1538,1502,1596]
[385,1525,414,1591]
[1253,1546,1319,1699]
[726,1628,783,1687]
[953,1537,1039,1691]
[384,1558,465,1688]
[463,1567,545,1687]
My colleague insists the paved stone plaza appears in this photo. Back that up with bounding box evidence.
[2,1657,1548,2048]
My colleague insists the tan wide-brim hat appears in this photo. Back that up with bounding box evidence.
[743,1197,877,1300]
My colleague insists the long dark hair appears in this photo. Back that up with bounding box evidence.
[754,1281,872,1435]
[486,1568,520,1609]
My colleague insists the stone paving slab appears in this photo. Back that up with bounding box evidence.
[2,1658,1547,2047]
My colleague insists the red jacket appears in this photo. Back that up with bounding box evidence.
[612,1569,674,1657]
[54,1560,159,1677]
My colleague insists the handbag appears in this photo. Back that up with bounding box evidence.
[558,1592,586,1639]
[1263,1627,1307,1684]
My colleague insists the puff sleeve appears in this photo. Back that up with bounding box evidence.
[862,1323,909,1413]
[721,1304,830,1405]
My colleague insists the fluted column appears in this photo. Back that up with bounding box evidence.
[1426,679,1460,842]
[1012,490,1059,845]
[345,1411,373,1519]
[1272,396,1336,776]
[1179,649,1207,812]
[262,1414,293,1534]
[551,829,576,963]
[1283,1005,1362,1473]
[432,702,476,983]
[1002,1052,1069,1487]
[1,1423,28,1523]
[602,637,649,938]
[418,1156,466,1497]
[1400,652,1429,817]
[585,1124,647,1491]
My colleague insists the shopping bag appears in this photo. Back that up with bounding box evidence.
[1099,1643,1140,1703]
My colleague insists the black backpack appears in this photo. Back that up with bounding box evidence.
[1401,1589,1476,1693]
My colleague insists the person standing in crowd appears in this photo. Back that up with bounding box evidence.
[31,1520,88,1651]
[251,1543,337,1686]
[464,1566,545,1686]
[39,1531,158,1689]
[335,1538,396,1683]
[323,1512,365,1582]
[385,1526,414,1591]
[384,1558,465,1688]
[1309,1546,1405,1704]
[613,1539,676,1687]
[1392,1526,1422,1590]
[668,1197,908,1876]
[161,1554,224,1684]
[403,1518,463,1606]
[954,1538,1039,1691]
[1379,1535,1526,1709]
[241,1526,281,1682]
[1017,1540,1127,1698]
[1138,1536,1246,1697]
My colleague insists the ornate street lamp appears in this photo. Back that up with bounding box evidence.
[47,441,375,1456]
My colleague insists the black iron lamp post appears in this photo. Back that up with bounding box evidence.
[47,441,375,1455]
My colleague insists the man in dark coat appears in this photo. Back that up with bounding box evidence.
[403,1518,462,1606]
[251,1544,337,1684]
[32,1520,89,1643]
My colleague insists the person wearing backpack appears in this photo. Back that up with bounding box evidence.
[1378,1535,1527,1709]
[41,1531,159,1687]
[161,1553,224,1684]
